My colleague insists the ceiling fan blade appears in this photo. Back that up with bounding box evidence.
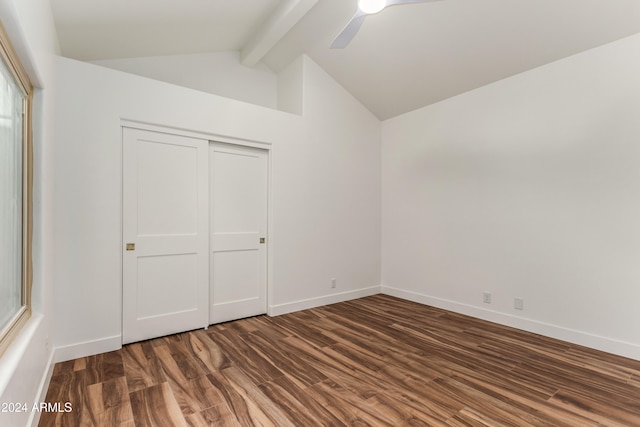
[330,10,367,49]
[330,0,442,48]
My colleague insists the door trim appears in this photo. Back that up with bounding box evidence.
[121,120,272,150]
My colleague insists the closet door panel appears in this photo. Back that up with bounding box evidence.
[123,128,208,344]
[210,143,268,324]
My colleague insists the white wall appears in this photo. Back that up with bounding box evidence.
[0,0,58,426]
[382,33,640,360]
[92,52,278,109]
[277,55,304,115]
[53,54,381,360]
[270,56,381,312]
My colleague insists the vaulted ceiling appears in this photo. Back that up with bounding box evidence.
[50,0,640,119]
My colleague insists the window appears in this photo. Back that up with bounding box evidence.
[0,20,33,357]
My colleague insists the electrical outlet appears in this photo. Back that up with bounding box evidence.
[483,292,492,304]
[331,278,337,289]
[514,297,524,310]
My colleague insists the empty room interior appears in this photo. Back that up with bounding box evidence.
[1,0,640,425]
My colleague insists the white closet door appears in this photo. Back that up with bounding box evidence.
[123,128,209,344]
[210,142,268,324]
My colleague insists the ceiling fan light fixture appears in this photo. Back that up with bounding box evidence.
[358,0,387,14]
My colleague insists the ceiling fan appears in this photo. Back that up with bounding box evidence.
[331,0,441,49]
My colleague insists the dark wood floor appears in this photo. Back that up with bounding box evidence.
[40,294,640,426]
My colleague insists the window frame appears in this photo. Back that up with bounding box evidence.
[0,19,33,357]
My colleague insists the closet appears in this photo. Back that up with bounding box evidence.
[122,127,268,344]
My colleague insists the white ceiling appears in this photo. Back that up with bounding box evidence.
[50,0,640,119]
[51,0,283,59]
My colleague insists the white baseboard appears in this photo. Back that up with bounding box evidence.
[54,335,122,363]
[381,286,640,361]
[269,286,381,317]
[27,349,55,427]
[50,286,640,363]
[53,286,380,362]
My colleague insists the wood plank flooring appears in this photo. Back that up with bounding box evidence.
[39,295,640,426]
